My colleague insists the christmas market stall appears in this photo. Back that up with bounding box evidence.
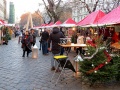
[77,6,120,86]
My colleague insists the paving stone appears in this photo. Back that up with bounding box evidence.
[0,37,119,90]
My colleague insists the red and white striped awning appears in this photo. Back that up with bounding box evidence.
[0,19,5,25]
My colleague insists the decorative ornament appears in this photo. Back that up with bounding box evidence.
[94,70,97,73]
[105,62,108,64]
[84,53,86,56]
[88,52,90,55]
[87,50,111,74]
[92,64,94,67]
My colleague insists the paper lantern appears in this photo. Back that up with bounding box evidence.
[73,54,83,77]
[74,55,83,72]
[32,44,38,59]
[74,54,83,72]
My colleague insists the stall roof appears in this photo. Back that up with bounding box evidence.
[77,10,105,26]
[52,21,62,27]
[60,18,77,27]
[45,22,54,28]
[97,6,120,25]
[0,19,5,25]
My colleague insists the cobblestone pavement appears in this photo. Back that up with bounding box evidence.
[0,37,120,90]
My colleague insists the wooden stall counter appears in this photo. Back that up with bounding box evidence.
[59,43,87,48]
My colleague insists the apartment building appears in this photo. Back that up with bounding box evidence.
[71,0,117,22]
[8,2,15,24]
[0,0,7,20]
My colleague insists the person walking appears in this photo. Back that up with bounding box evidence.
[30,29,36,46]
[39,31,42,50]
[21,31,32,57]
[41,28,49,55]
[48,27,65,71]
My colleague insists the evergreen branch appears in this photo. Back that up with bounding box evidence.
[83,48,98,60]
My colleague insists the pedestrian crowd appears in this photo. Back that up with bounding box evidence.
[19,27,92,71]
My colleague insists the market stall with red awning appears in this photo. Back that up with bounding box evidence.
[77,10,105,26]
[60,18,77,27]
[97,6,120,25]
[52,21,62,27]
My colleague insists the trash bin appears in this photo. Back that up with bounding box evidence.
[32,44,38,59]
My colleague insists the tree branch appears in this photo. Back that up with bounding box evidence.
[92,0,99,12]
[56,0,62,9]
[79,0,92,13]
[42,0,53,22]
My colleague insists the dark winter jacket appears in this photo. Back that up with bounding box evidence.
[31,32,37,43]
[48,27,65,54]
[41,31,49,42]
[21,35,31,51]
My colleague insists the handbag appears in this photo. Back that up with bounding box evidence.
[21,44,24,48]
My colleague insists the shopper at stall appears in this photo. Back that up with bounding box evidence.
[76,33,85,54]
[21,31,32,57]
[48,27,65,71]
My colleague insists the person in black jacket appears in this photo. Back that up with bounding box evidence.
[39,31,42,50]
[41,28,49,55]
[48,27,65,71]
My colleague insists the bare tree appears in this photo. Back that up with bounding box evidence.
[78,0,99,13]
[101,0,120,13]
[42,0,63,23]
[70,0,120,14]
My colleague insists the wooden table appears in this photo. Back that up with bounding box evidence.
[60,43,87,48]
[59,43,87,76]
[59,43,87,55]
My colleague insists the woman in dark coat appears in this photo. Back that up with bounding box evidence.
[21,31,32,57]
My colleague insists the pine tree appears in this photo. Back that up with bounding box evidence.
[79,36,120,86]
[5,27,11,40]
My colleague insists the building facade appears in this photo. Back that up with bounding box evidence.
[8,2,15,24]
[0,0,7,20]
[71,0,118,22]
